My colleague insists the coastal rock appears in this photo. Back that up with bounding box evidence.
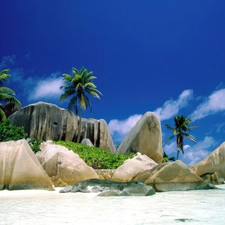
[116,112,162,163]
[132,160,215,191]
[201,172,224,185]
[111,153,158,182]
[37,141,99,186]
[59,179,155,196]
[9,102,116,152]
[190,142,225,180]
[0,139,53,190]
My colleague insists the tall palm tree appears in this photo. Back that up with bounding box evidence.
[165,115,199,160]
[0,69,21,122]
[60,66,102,142]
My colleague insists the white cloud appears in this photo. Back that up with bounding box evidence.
[28,72,63,100]
[190,88,225,121]
[108,114,142,142]
[154,89,193,121]
[108,89,194,144]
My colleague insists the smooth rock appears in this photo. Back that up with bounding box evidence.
[81,138,93,146]
[190,142,225,179]
[59,178,155,196]
[116,112,162,163]
[37,141,99,186]
[0,139,53,190]
[133,160,216,192]
[111,153,158,182]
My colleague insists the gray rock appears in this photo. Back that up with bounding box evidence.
[59,179,155,196]
[116,112,162,163]
[9,102,116,152]
[81,139,94,146]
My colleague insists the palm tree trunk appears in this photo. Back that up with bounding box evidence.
[177,150,180,160]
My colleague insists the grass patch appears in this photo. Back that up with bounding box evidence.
[54,140,135,169]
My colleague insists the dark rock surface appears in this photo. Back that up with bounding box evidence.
[59,179,155,196]
[9,102,116,152]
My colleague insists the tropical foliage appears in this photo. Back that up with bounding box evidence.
[165,115,199,160]
[0,69,21,121]
[60,67,102,143]
[55,141,135,169]
[0,119,28,142]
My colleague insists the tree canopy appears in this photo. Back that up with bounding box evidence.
[60,66,102,142]
[165,115,199,160]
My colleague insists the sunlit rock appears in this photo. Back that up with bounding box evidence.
[116,112,162,163]
[37,141,99,186]
[133,160,215,192]
[190,142,225,181]
[111,153,157,182]
[0,139,53,190]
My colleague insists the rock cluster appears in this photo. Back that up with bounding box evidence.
[59,179,155,196]
[37,141,99,186]
[132,160,214,191]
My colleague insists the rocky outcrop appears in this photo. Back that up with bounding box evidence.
[132,160,215,192]
[190,142,225,180]
[59,179,155,196]
[111,153,158,182]
[0,139,53,190]
[116,112,162,163]
[9,102,116,152]
[37,141,99,186]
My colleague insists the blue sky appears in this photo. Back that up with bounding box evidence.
[1,1,225,165]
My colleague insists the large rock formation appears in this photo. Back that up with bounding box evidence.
[59,179,155,196]
[111,153,158,182]
[9,102,116,152]
[116,112,162,163]
[132,160,215,192]
[37,141,99,186]
[0,139,53,190]
[190,142,225,179]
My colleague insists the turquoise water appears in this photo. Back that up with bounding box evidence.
[0,185,225,225]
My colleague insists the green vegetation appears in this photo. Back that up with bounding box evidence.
[0,119,28,142]
[54,140,135,169]
[28,138,44,153]
[60,66,102,143]
[165,115,199,160]
[0,69,21,121]
[162,152,176,163]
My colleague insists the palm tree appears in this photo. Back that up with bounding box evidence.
[60,66,102,142]
[165,115,199,160]
[0,69,21,122]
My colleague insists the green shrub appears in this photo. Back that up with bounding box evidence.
[54,140,135,169]
[28,138,44,153]
[0,119,28,142]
